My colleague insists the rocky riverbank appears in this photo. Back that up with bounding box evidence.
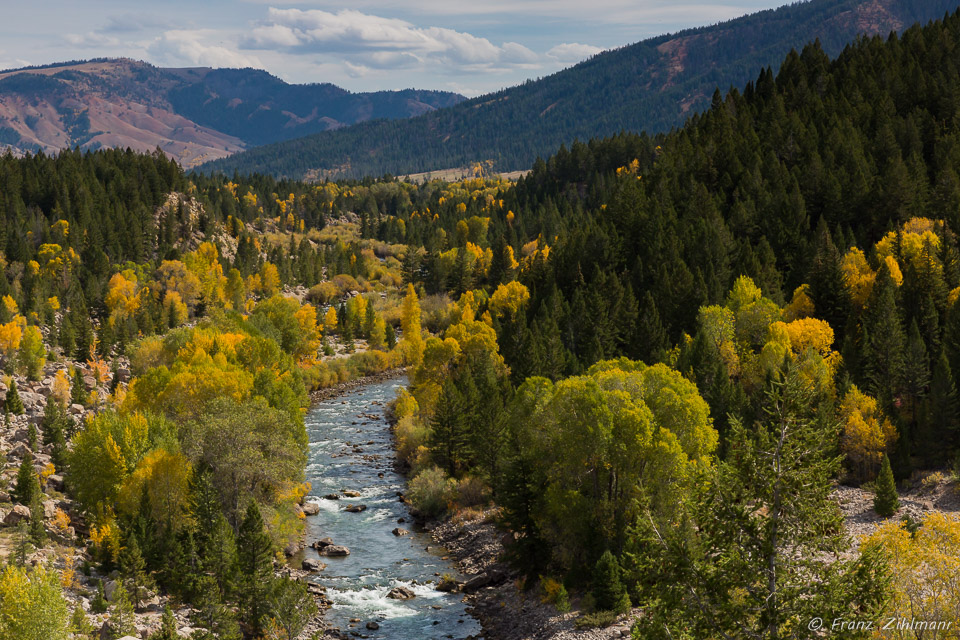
[430,511,639,640]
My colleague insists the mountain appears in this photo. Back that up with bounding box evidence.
[0,59,464,167]
[199,0,960,180]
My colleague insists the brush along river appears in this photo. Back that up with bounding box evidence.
[297,375,483,639]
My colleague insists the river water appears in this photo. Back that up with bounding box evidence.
[300,376,483,639]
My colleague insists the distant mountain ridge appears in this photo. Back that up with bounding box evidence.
[199,0,960,179]
[0,59,464,167]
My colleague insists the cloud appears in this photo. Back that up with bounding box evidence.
[240,8,539,71]
[65,32,123,49]
[546,42,603,63]
[149,30,264,69]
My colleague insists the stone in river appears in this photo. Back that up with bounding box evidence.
[392,528,409,537]
[302,502,321,515]
[302,558,326,571]
[344,504,367,513]
[319,545,350,556]
[386,586,415,600]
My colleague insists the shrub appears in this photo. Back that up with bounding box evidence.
[592,551,631,614]
[539,576,571,613]
[408,466,455,517]
[574,610,618,629]
[395,416,429,468]
[455,476,490,509]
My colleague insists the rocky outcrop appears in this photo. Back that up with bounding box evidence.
[386,586,415,600]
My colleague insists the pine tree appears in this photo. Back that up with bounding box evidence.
[592,550,631,613]
[41,399,68,468]
[429,377,469,477]
[861,265,906,405]
[11,521,33,567]
[150,605,178,640]
[90,580,108,614]
[70,367,86,406]
[28,489,45,545]
[13,451,39,505]
[109,584,137,637]
[121,535,154,607]
[26,421,37,451]
[921,351,959,466]
[873,454,900,517]
[236,502,275,635]
[5,379,24,415]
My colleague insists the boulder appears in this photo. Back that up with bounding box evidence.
[323,494,340,500]
[302,558,326,572]
[46,475,64,491]
[366,622,380,630]
[318,545,350,557]
[436,576,460,593]
[462,567,507,593]
[104,579,119,602]
[312,537,334,548]
[392,528,409,537]
[386,586,415,600]
[301,502,320,516]
[69,404,85,416]
[42,499,57,518]
[344,504,367,513]
[342,490,362,498]
[3,505,30,526]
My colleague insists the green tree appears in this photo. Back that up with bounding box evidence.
[13,451,39,506]
[70,367,86,406]
[634,365,889,639]
[150,606,178,640]
[17,326,45,381]
[429,377,469,477]
[269,577,318,640]
[120,535,154,608]
[0,564,70,640]
[236,502,274,635]
[920,351,959,466]
[109,584,137,638]
[874,454,900,517]
[592,550,630,613]
[5,380,24,415]
[28,490,45,546]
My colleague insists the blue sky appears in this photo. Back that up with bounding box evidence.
[0,0,791,96]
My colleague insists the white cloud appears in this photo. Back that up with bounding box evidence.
[65,32,123,49]
[149,30,265,69]
[240,8,539,71]
[546,42,603,63]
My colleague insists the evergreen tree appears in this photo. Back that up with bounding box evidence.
[861,265,906,406]
[121,535,154,607]
[109,584,137,637]
[921,351,959,466]
[40,399,69,468]
[4,380,24,415]
[28,489,45,546]
[26,421,37,451]
[592,550,631,613]
[385,323,397,350]
[150,605,178,640]
[635,364,889,638]
[70,367,86,406]
[873,454,900,517]
[235,502,274,635]
[269,578,318,640]
[13,451,39,506]
[11,521,33,567]
[90,580,108,614]
[429,376,469,477]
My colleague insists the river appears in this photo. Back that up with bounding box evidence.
[299,376,483,639]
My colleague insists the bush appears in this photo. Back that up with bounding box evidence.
[395,416,429,468]
[574,610,618,629]
[539,576,571,613]
[455,476,490,509]
[408,466,455,517]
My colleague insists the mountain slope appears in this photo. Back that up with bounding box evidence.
[0,59,464,167]
[199,0,960,179]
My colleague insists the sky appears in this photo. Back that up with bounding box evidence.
[0,0,792,97]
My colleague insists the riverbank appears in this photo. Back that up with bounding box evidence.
[308,367,407,404]
[430,511,639,640]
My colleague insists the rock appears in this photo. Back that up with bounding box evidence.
[6,443,30,460]
[3,505,30,526]
[302,558,327,572]
[284,540,303,556]
[104,579,119,602]
[392,528,409,537]
[312,537,334,548]
[386,586,415,600]
[69,404,84,415]
[0,492,9,503]
[45,473,64,491]
[342,490,362,498]
[324,494,340,500]
[319,545,350,557]
[436,576,460,593]
[462,567,507,594]
[366,621,380,630]
[42,499,56,518]
[344,504,367,513]
[302,502,320,516]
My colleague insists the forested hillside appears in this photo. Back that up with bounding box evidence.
[199,0,959,179]
[6,6,960,639]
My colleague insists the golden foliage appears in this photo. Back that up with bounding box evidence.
[840,386,897,482]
